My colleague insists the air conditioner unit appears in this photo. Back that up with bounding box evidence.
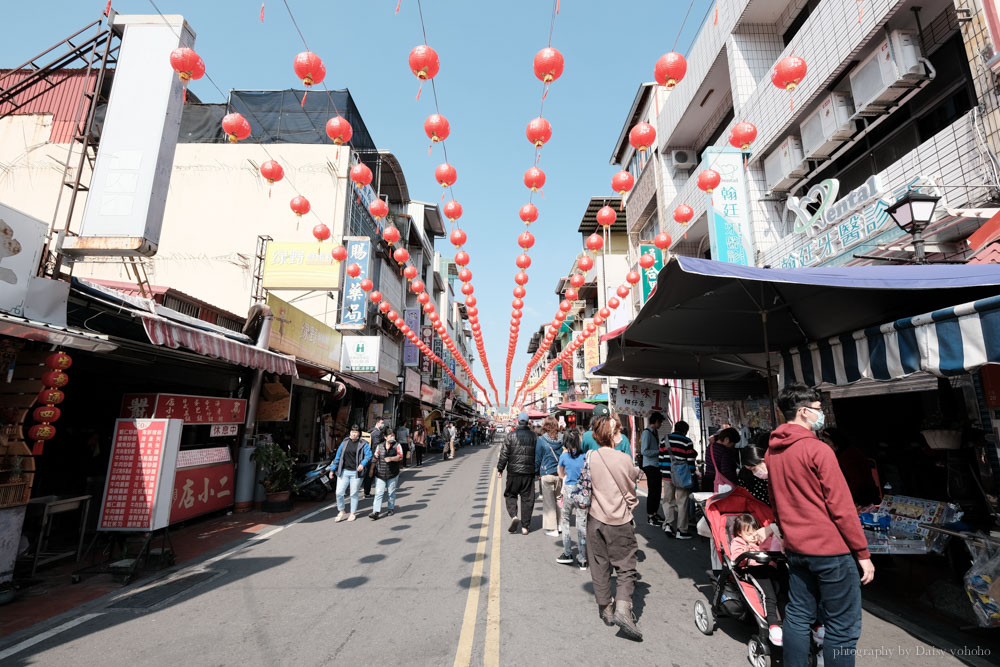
[764,136,807,192]
[849,30,924,117]
[799,92,856,159]
[671,149,697,170]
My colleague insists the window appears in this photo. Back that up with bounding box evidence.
[782,0,821,46]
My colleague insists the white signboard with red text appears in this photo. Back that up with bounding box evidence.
[98,419,182,532]
[614,381,669,417]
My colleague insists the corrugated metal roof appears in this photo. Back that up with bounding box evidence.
[0,68,96,143]
[87,278,244,326]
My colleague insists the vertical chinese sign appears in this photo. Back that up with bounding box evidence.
[639,242,662,304]
[338,237,371,330]
[403,309,420,367]
[433,338,443,380]
[584,333,600,375]
[704,147,754,267]
[420,325,433,383]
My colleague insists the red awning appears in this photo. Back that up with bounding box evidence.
[140,314,298,376]
[525,408,548,418]
[601,325,627,343]
[556,401,595,412]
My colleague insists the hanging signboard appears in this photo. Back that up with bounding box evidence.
[0,203,47,318]
[639,243,662,304]
[98,419,183,532]
[557,364,568,392]
[337,237,371,330]
[403,309,420,366]
[585,333,600,375]
[261,242,342,290]
[444,351,456,391]
[267,293,341,370]
[614,380,669,417]
[120,393,247,424]
[420,325,433,381]
[340,335,380,373]
[704,147,754,266]
[433,338,443,379]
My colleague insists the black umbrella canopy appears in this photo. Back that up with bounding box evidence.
[595,335,769,380]
[620,256,1000,355]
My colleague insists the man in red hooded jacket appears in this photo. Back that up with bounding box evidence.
[767,385,874,667]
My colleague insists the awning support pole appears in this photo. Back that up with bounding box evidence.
[235,305,275,512]
[761,309,778,426]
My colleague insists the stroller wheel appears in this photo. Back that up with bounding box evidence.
[747,636,771,667]
[693,598,715,635]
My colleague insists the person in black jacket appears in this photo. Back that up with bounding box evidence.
[498,411,537,535]
[365,418,387,498]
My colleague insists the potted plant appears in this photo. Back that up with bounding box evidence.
[251,442,295,512]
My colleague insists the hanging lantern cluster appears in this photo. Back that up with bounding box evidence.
[30,352,72,454]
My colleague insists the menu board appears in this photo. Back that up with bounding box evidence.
[615,380,668,417]
[120,393,247,425]
[98,419,182,532]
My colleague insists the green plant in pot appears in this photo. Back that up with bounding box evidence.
[250,442,294,503]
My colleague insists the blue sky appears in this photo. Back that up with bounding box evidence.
[2,0,713,404]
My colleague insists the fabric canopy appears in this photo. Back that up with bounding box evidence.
[596,335,768,380]
[782,294,1000,386]
[555,401,595,411]
[525,409,548,418]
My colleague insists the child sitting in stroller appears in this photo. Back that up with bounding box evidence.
[730,513,785,646]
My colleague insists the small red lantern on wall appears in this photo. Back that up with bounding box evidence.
[41,371,68,388]
[772,56,807,91]
[629,122,656,153]
[33,405,61,423]
[639,254,656,269]
[382,224,401,245]
[260,160,284,194]
[369,198,389,221]
[45,352,73,370]
[654,231,673,250]
[729,121,758,151]
[404,265,419,280]
[346,263,362,278]
[28,424,56,442]
[578,255,594,271]
[332,246,348,262]
[359,278,374,292]
[585,233,604,251]
[674,204,694,225]
[37,388,64,405]
[393,247,410,264]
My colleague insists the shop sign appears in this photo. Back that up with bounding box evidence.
[584,332,600,374]
[337,237,371,330]
[433,338,443,379]
[0,203,47,318]
[420,383,442,406]
[340,335,380,373]
[267,293,341,371]
[780,175,928,268]
[639,243,662,304]
[420,325,433,380]
[121,393,247,424]
[614,380,668,417]
[404,368,421,399]
[169,460,234,524]
[444,352,456,391]
[177,447,231,467]
[209,424,239,438]
[261,242,341,291]
[403,309,421,366]
[705,148,754,266]
[98,419,182,532]
[557,364,568,392]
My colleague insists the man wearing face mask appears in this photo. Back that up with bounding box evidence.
[767,385,874,667]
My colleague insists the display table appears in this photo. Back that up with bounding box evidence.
[20,494,91,576]
[860,495,960,555]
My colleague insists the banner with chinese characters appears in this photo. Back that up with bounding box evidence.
[614,380,669,417]
[639,243,663,304]
[420,325,434,381]
[266,293,341,371]
[98,419,183,532]
[444,351,456,391]
[403,309,421,366]
[121,394,247,425]
[584,332,600,375]
[704,147,754,266]
[557,364,568,392]
[337,237,371,330]
[433,338,443,379]
[261,241,342,290]
[170,447,234,524]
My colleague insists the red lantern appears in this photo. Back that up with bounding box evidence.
[28,424,56,441]
[466,296,477,307]
[394,317,405,328]
[515,254,532,270]
[382,224,401,245]
[639,254,656,269]
[564,287,578,300]
[555,311,567,322]
[600,307,611,318]
[513,286,527,298]
[387,310,399,322]
[578,255,594,271]
[524,166,546,191]
[450,228,467,247]
[331,246,348,262]
[629,122,656,153]
[674,204,694,224]
[512,310,522,319]
[325,116,353,145]
[654,52,687,88]
[517,231,535,249]
[37,388,64,405]
[697,169,721,193]
[312,223,331,242]
[33,405,61,423]
[346,264,361,278]
[617,285,631,298]
[443,200,463,222]
[417,292,430,304]
[512,298,524,309]
[559,300,572,312]
[221,113,251,143]
[409,45,441,80]
[369,198,389,220]
[45,352,73,370]
[350,163,373,188]
[570,273,586,288]
[389,248,408,265]
[533,47,564,83]
[359,278,374,291]
[626,270,641,285]
[379,302,392,313]
[455,250,470,266]
[772,56,807,91]
[608,296,620,309]
[424,113,450,142]
[729,121,758,151]
[293,51,326,87]
[461,283,475,295]
[596,206,617,227]
[654,232,673,250]
[260,160,284,184]
[526,117,553,147]
[290,195,311,217]
[411,279,426,293]
[519,203,538,224]
[435,163,457,188]
[41,371,68,388]
[592,314,604,326]
[423,302,435,313]
[370,290,383,303]
[467,307,479,317]
[169,48,202,82]
[611,170,635,196]
[403,265,419,279]
[585,233,604,251]
[458,268,473,282]
[514,271,529,286]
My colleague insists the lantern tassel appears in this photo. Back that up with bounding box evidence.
[105,0,111,17]
[32,441,44,456]
[539,189,545,200]
[714,5,719,25]
[790,95,794,112]
[395,0,401,13]
[556,0,560,13]
[541,83,549,102]
[301,90,307,107]
[858,0,863,23]
[260,1,265,21]
[182,85,187,103]
[416,82,423,101]
[428,144,432,156]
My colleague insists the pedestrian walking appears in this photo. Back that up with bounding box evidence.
[582,405,631,454]
[535,417,564,537]
[586,416,642,640]
[370,433,404,520]
[556,428,588,570]
[497,411,537,535]
[663,420,697,538]
[444,421,457,460]
[639,412,665,526]
[767,384,873,667]
[412,424,426,466]
[703,426,740,492]
[365,418,388,498]
[395,422,410,467]
[331,425,372,522]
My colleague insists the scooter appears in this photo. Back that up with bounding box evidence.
[294,459,333,501]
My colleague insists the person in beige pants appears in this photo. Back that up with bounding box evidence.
[535,417,564,536]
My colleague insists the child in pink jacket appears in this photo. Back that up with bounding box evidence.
[730,513,784,646]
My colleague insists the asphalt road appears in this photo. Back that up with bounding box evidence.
[0,443,985,666]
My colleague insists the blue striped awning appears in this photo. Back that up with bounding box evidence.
[781,295,1000,386]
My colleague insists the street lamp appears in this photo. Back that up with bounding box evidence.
[885,190,940,264]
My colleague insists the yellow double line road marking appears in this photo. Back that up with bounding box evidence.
[484,471,502,667]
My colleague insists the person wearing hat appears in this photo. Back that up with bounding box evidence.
[582,404,631,455]
[497,411,538,535]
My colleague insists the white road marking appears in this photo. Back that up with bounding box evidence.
[0,613,103,660]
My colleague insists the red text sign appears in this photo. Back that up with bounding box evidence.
[169,462,235,524]
[121,393,247,424]
[100,420,168,531]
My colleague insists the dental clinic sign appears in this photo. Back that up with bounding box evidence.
[781,175,928,267]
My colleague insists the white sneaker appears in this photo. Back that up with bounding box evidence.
[768,625,783,646]
[811,625,825,645]
[335,511,347,522]
[545,530,560,537]
[347,513,357,521]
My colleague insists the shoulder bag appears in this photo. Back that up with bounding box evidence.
[569,452,593,508]
[670,438,694,490]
